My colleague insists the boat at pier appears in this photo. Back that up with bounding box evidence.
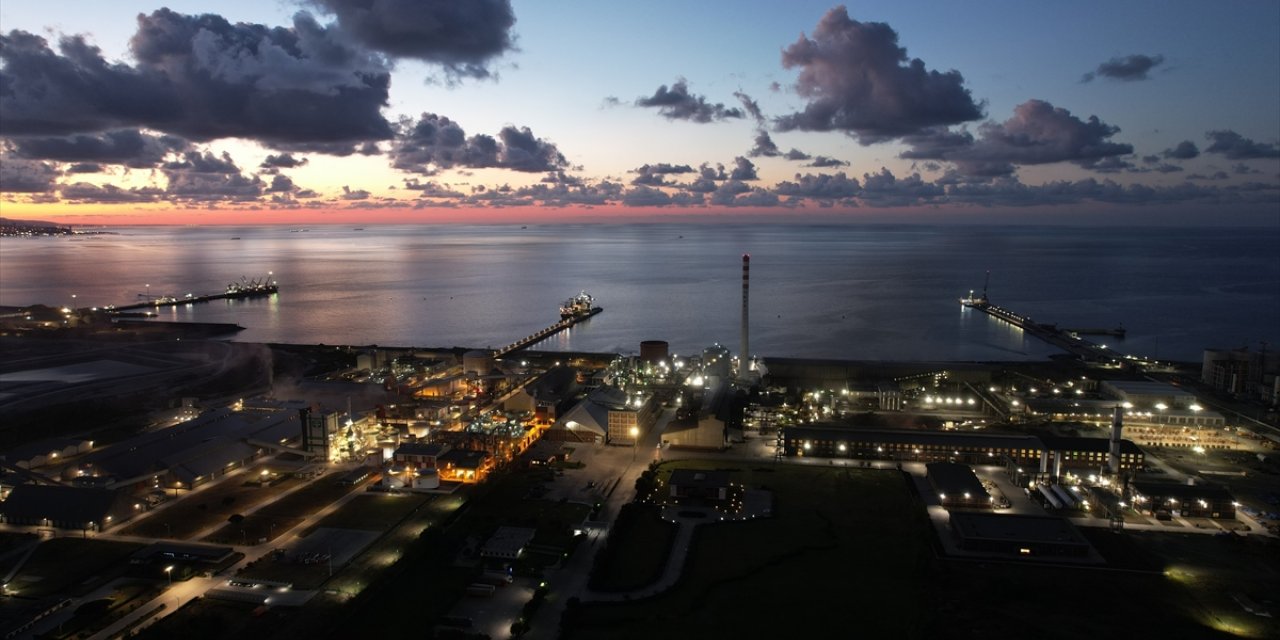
[560,291,599,319]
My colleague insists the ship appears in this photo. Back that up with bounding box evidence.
[960,270,990,308]
[560,291,599,319]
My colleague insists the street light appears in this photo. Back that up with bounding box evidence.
[165,565,174,586]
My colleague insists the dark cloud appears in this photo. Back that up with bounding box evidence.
[806,155,849,168]
[341,185,370,200]
[729,156,758,181]
[1188,171,1230,181]
[775,6,983,142]
[67,162,104,174]
[10,129,189,168]
[784,148,811,161]
[403,178,465,197]
[1,10,394,148]
[58,182,163,202]
[261,153,309,169]
[706,184,780,207]
[390,113,568,174]
[699,162,728,181]
[635,78,744,123]
[161,150,265,202]
[748,132,781,157]
[1162,140,1199,160]
[541,171,584,186]
[496,126,568,172]
[267,174,296,193]
[903,100,1132,176]
[308,0,515,79]
[630,163,695,186]
[733,91,765,125]
[858,168,944,204]
[1204,130,1280,159]
[774,172,861,199]
[1090,157,1135,174]
[0,155,60,192]
[1082,54,1164,83]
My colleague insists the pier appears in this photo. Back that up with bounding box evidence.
[111,277,278,312]
[960,296,1120,363]
[494,306,602,359]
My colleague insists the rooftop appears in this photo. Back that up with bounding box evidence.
[949,512,1089,546]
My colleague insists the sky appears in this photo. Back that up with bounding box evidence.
[0,0,1278,225]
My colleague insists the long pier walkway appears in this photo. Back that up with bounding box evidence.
[961,297,1124,364]
[494,307,602,359]
[111,281,278,312]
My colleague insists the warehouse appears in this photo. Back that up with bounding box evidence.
[949,512,1091,557]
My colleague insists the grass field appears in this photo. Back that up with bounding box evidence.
[565,462,934,639]
[119,473,302,539]
[588,503,677,592]
[4,538,145,599]
[202,472,360,545]
[312,492,430,531]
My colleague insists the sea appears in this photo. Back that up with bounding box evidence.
[1,223,1277,363]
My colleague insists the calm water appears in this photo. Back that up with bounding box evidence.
[1,224,1277,362]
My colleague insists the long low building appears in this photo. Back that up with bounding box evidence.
[781,425,1144,473]
[949,512,1091,557]
[1130,481,1237,520]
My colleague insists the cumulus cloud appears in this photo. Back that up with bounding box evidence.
[774,172,861,199]
[0,10,394,148]
[806,155,849,168]
[261,153,309,169]
[307,0,515,79]
[390,113,568,174]
[1162,140,1199,160]
[748,132,781,157]
[775,6,983,142]
[1204,130,1280,159]
[0,154,60,192]
[903,99,1133,176]
[162,150,266,202]
[340,185,370,200]
[1082,54,1164,82]
[784,148,811,161]
[729,156,758,181]
[58,182,164,202]
[630,163,695,186]
[635,78,744,123]
[9,129,189,168]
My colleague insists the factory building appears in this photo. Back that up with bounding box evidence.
[556,387,657,446]
[1202,346,1280,404]
[0,484,136,531]
[76,404,302,493]
[925,463,992,510]
[1130,481,1237,520]
[781,426,1145,477]
[1100,380,1196,408]
[668,469,732,505]
[948,512,1091,557]
[301,407,343,461]
[664,379,736,450]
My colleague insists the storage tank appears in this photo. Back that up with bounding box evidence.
[463,350,495,375]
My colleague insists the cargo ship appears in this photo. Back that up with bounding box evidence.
[560,291,600,319]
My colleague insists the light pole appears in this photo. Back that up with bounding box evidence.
[630,427,640,462]
[165,565,174,586]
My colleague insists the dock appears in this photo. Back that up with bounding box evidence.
[494,307,602,359]
[960,297,1119,363]
[111,278,278,312]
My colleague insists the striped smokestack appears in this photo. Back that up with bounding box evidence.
[740,253,749,379]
